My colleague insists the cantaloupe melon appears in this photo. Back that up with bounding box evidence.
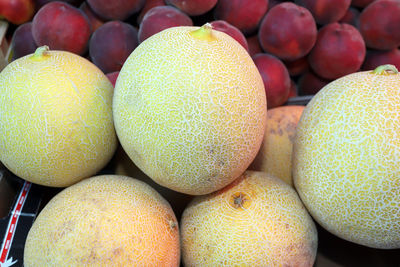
[250,105,305,186]
[24,175,180,266]
[0,46,117,187]
[180,170,318,266]
[293,64,400,249]
[113,24,267,195]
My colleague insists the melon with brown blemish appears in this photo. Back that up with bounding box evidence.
[180,170,318,266]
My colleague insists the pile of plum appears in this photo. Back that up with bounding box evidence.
[4,0,400,108]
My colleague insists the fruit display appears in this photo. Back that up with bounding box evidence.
[0,0,399,266]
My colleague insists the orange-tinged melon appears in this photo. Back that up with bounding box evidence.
[24,175,180,266]
[0,46,117,187]
[293,64,400,249]
[250,105,305,186]
[113,24,267,195]
[180,170,318,266]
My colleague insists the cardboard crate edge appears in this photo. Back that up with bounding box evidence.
[0,171,42,267]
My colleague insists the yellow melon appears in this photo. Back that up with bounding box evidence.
[293,64,400,249]
[180,170,318,266]
[0,46,117,187]
[113,23,267,195]
[24,175,180,266]
[250,105,305,186]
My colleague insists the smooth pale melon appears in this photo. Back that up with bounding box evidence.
[180,170,318,266]
[113,24,267,195]
[0,46,117,187]
[250,105,305,186]
[24,175,180,266]
[293,65,400,249]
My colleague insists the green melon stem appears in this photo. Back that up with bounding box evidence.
[372,64,399,75]
[30,45,50,60]
[190,23,216,41]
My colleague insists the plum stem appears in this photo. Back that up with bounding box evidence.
[190,23,216,41]
[372,64,399,75]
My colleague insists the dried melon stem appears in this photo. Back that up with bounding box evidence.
[372,64,399,75]
[30,45,50,61]
[169,220,177,229]
[230,192,250,209]
[189,23,216,41]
